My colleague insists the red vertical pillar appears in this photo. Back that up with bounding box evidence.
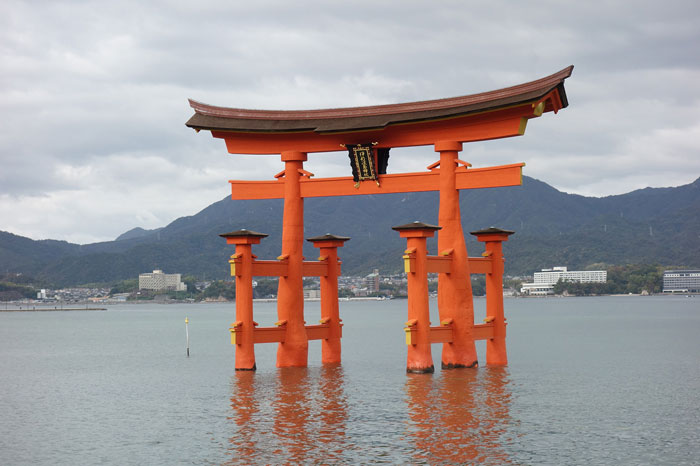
[471,227,514,366]
[434,140,478,369]
[308,233,350,364]
[220,229,268,371]
[277,151,308,367]
[393,221,440,374]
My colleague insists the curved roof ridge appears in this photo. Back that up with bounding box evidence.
[189,66,573,121]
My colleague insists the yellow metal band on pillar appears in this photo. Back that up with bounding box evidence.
[403,255,415,273]
[404,327,413,346]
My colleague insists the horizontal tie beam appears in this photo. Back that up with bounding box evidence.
[426,256,452,273]
[471,322,496,341]
[229,323,342,345]
[230,259,341,277]
[251,260,288,277]
[404,322,497,345]
[467,257,493,274]
[302,261,341,277]
[421,256,493,274]
[229,163,524,200]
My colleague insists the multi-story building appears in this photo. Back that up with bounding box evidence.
[520,266,607,295]
[365,269,380,293]
[138,270,186,292]
[303,289,320,299]
[663,270,700,293]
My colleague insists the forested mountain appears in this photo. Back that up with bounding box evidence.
[1,176,698,286]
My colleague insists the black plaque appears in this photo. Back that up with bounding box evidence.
[348,144,376,182]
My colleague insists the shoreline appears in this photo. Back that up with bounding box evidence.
[2,293,693,310]
[0,307,107,312]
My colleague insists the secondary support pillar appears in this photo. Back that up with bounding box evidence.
[277,151,308,367]
[220,229,269,371]
[393,221,441,374]
[434,140,478,369]
[470,227,514,366]
[307,233,350,364]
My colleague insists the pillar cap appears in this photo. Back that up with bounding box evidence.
[220,229,268,245]
[392,221,442,232]
[219,229,269,239]
[306,233,351,243]
[434,140,463,152]
[469,226,514,236]
[281,151,307,162]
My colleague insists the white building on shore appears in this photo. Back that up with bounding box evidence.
[520,266,607,295]
[139,270,186,292]
[663,270,700,293]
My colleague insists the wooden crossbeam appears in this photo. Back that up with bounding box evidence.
[251,260,288,277]
[472,323,495,340]
[229,163,524,200]
[302,261,341,277]
[467,257,493,274]
[306,323,338,341]
[230,323,339,345]
[426,256,452,273]
[231,259,341,277]
[422,256,493,274]
[404,322,496,345]
[252,326,286,344]
[428,325,454,343]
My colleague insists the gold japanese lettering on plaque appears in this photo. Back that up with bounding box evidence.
[352,145,376,181]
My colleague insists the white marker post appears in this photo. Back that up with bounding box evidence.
[185,317,190,357]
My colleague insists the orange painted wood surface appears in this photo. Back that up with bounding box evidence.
[251,260,288,277]
[212,106,532,154]
[237,260,341,277]
[302,261,341,277]
[472,323,495,341]
[429,326,454,344]
[234,324,344,344]
[467,257,493,274]
[275,153,308,367]
[305,323,336,341]
[404,325,456,345]
[252,326,287,344]
[426,256,452,274]
[230,163,524,200]
[435,144,478,368]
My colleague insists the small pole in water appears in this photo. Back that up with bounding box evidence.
[185,317,190,357]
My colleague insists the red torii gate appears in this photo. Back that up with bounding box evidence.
[187,66,573,372]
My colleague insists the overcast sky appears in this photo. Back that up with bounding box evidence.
[1,1,699,244]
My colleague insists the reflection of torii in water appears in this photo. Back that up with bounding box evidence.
[186,66,573,372]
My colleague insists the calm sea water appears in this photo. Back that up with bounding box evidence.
[1,296,698,465]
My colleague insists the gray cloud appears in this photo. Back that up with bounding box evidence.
[1,0,699,243]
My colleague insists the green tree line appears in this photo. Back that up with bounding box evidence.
[552,264,664,296]
[0,281,37,301]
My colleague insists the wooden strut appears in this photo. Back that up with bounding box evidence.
[230,322,340,345]
[223,228,349,369]
[231,246,500,348]
[402,247,502,349]
[228,255,344,346]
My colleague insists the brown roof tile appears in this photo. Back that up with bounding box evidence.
[187,66,572,134]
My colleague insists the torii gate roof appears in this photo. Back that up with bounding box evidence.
[186,66,573,154]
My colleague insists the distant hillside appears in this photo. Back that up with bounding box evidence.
[115,227,163,241]
[1,176,698,286]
